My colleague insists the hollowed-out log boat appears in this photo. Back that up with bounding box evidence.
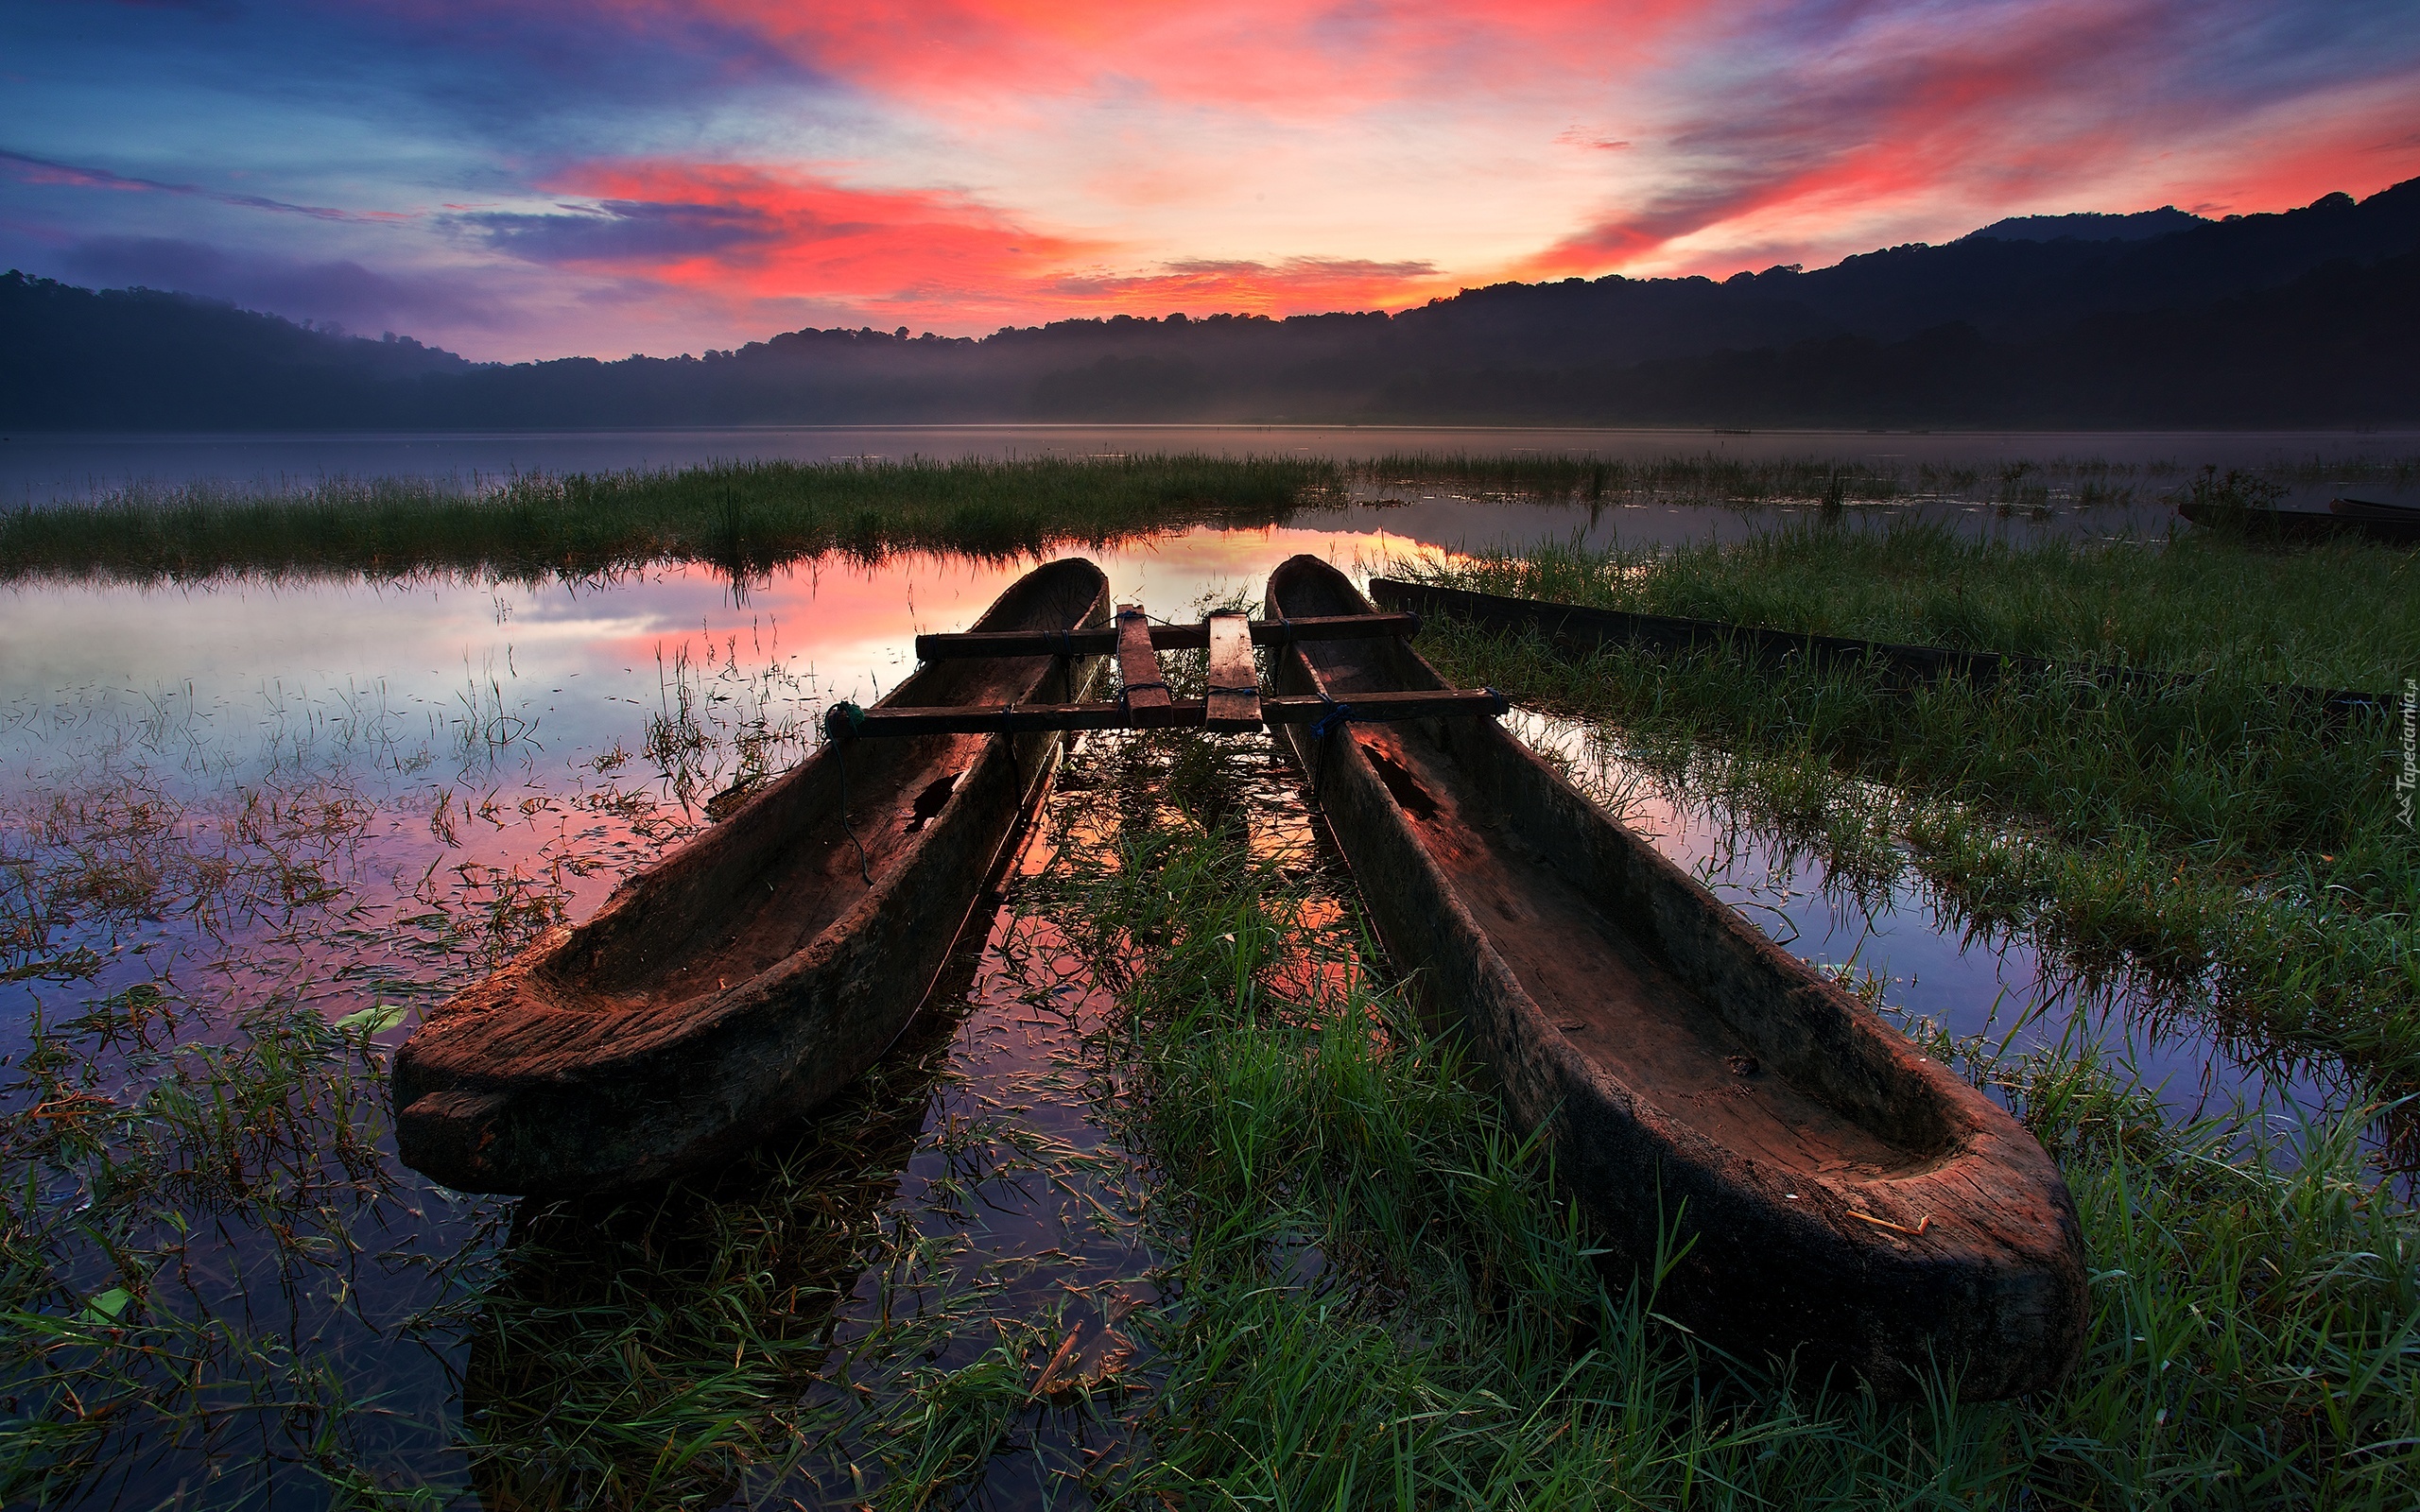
[392,557,1113,1194]
[2178,495,2420,546]
[1266,554,2086,1398]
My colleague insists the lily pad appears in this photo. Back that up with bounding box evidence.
[78,1286,133,1324]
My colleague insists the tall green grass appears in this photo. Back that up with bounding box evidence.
[1418,522,2420,688]
[1027,733,2420,1508]
[1400,525,2420,1108]
[1353,453,2420,509]
[0,455,1342,585]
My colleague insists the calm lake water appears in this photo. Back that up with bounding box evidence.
[0,455,2381,1506]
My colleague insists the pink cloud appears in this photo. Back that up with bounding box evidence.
[1518,2,2420,279]
[483,160,1461,327]
[589,0,1704,116]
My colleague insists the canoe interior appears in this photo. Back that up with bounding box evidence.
[392,558,1112,1194]
[1279,566,1952,1176]
[1268,554,2084,1395]
[542,558,1110,1014]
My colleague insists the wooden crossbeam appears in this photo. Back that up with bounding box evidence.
[829,688,1507,739]
[913,611,1417,661]
[1202,611,1260,732]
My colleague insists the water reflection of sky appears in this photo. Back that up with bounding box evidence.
[4,473,2401,1508]
[1505,711,2350,1146]
[0,499,2375,1136]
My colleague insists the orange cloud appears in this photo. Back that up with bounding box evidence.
[520,161,1101,305]
[477,160,1459,326]
[1044,257,1453,315]
[1517,3,2420,281]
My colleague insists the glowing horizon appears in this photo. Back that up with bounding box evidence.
[4,0,2414,361]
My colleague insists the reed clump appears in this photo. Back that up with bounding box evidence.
[0,455,1343,586]
[1402,524,2420,1116]
[1351,452,2420,509]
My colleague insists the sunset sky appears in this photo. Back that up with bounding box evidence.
[5,1,2416,361]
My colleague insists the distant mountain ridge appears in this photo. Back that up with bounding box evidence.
[1961,207,2208,243]
[5,178,2416,429]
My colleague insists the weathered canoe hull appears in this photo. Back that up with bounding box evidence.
[1369,576,2394,724]
[393,558,1112,1195]
[1268,555,2085,1398]
[2180,498,2420,546]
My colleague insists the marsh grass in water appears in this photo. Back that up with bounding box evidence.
[6,493,2419,1507]
[0,667,1171,1507]
[1400,525,2420,1138]
[2,664,2416,1506]
[1350,453,2420,513]
[1417,521,2419,687]
[0,455,1342,586]
[1012,728,2420,1507]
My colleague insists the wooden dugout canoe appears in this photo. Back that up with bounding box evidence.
[391,557,1113,1195]
[1266,554,2086,1398]
[2178,496,2420,546]
[1368,576,2395,723]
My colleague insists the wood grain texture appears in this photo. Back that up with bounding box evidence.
[389,558,1113,1195]
[912,611,1418,660]
[1203,611,1261,731]
[1270,554,2086,1399]
[1115,606,1182,730]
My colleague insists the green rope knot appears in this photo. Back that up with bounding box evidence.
[824,700,868,743]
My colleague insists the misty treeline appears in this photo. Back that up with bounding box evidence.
[5,180,2416,430]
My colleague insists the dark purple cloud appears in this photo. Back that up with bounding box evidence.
[455,198,786,264]
[54,235,504,332]
[0,149,393,222]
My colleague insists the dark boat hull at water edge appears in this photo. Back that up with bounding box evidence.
[389,558,1114,1194]
[1368,576,2398,720]
[2177,497,2420,545]
[1269,555,2087,1398]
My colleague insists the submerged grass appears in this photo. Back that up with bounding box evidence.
[1416,521,2420,688]
[1021,730,2420,1508]
[1400,525,2420,1119]
[0,455,1342,586]
[1351,452,2420,509]
[6,474,2419,1507]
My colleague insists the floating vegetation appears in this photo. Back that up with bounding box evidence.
[0,455,1345,587]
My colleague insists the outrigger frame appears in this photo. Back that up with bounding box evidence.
[827,600,1505,740]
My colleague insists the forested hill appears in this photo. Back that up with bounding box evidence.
[7,178,2417,430]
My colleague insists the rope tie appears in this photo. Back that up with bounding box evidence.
[1306,687,1355,806]
[823,702,873,885]
[1309,691,1356,742]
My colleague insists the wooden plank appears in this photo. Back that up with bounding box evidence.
[1267,689,1505,724]
[837,688,1507,738]
[1251,611,1420,647]
[1202,611,1260,732]
[1115,606,1182,730]
[913,612,1419,662]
